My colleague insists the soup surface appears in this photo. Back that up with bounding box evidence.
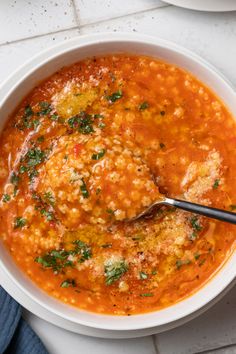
[0,55,236,315]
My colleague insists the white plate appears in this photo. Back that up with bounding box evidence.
[163,0,236,12]
[0,33,236,338]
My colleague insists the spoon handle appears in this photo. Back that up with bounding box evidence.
[164,197,236,225]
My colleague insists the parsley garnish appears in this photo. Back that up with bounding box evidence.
[139,271,148,280]
[19,147,47,181]
[213,179,220,189]
[176,259,191,269]
[199,258,206,266]
[35,249,73,273]
[104,260,128,285]
[43,191,55,206]
[40,208,55,221]
[2,194,10,203]
[106,90,123,103]
[190,216,202,232]
[73,240,92,263]
[140,293,153,297]
[106,208,114,215]
[37,101,52,116]
[189,232,197,241]
[101,243,112,248]
[24,105,33,117]
[10,172,20,186]
[92,149,106,160]
[61,279,76,288]
[139,102,149,110]
[25,148,46,167]
[159,142,165,149]
[37,135,45,143]
[230,204,236,211]
[14,217,27,229]
[80,178,89,198]
[98,122,106,129]
[68,111,95,135]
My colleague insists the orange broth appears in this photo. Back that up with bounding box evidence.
[0,54,235,315]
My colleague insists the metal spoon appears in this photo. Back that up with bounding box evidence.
[130,196,236,224]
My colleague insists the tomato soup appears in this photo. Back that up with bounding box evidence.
[0,54,235,315]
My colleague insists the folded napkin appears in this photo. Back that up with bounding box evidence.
[0,286,48,354]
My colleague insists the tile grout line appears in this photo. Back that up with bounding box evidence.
[0,3,172,47]
[71,0,81,28]
[152,335,161,354]
[79,3,172,32]
[194,342,236,354]
[0,26,80,48]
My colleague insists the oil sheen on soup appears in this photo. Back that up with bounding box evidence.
[0,55,235,315]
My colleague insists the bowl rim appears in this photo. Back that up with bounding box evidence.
[0,32,235,332]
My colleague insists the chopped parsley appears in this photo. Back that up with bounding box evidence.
[40,208,55,221]
[104,259,128,285]
[139,102,149,111]
[73,240,92,263]
[101,243,112,248]
[199,258,206,266]
[68,111,95,135]
[33,192,56,222]
[2,194,10,203]
[213,179,220,189]
[140,293,153,297]
[139,271,148,280]
[19,147,47,182]
[190,216,202,232]
[15,105,35,130]
[35,240,91,272]
[43,191,55,206]
[189,232,197,241]
[14,217,27,229]
[24,105,33,117]
[24,147,46,167]
[19,165,27,174]
[92,149,106,160]
[176,259,191,270]
[230,204,236,211]
[159,142,165,149]
[96,188,101,195]
[60,279,76,288]
[80,178,89,198]
[194,252,200,260]
[98,122,106,129]
[37,135,45,143]
[106,90,123,103]
[106,208,115,215]
[35,249,73,273]
[10,172,20,186]
[37,101,52,116]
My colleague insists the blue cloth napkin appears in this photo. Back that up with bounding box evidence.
[0,286,48,354]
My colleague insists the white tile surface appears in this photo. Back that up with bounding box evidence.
[24,311,156,354]
[73,0,167,25]
[0,0,77,45]
[0,28,80,83]
[155,285,236,354]
[81,6,236,88]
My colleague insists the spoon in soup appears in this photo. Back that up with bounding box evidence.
[129,194,236,225]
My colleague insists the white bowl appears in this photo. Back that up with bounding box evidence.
[0,33,235,338]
